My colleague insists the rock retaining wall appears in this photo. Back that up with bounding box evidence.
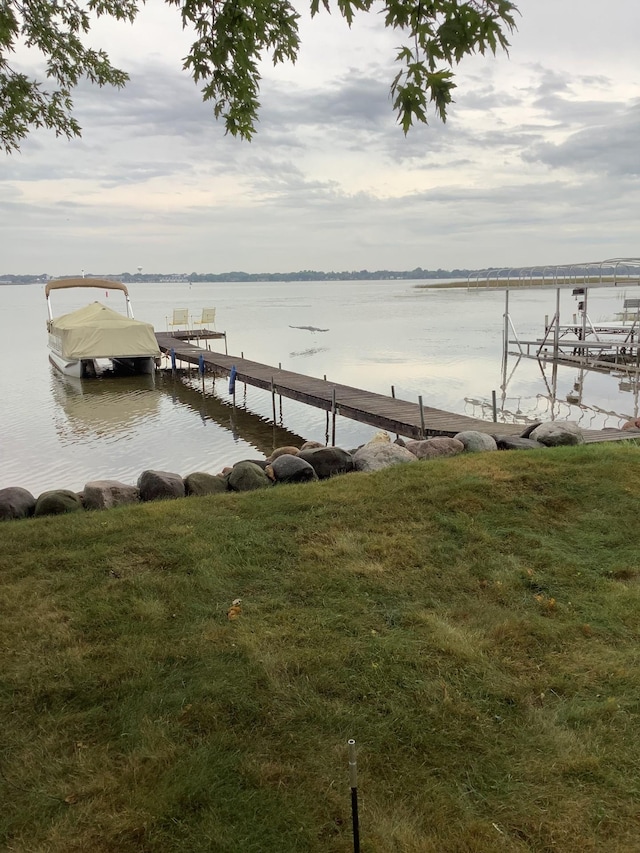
[0,421,630,522]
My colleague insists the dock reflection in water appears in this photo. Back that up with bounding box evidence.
[44,368,308,495]
[161,370,307,457]
[52,368,307,456]
[465,354,640,430]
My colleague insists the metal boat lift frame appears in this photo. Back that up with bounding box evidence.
[503,288,640,374]
[468,256,640,290]
[491,258,640,374]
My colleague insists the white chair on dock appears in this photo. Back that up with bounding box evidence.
[191,307,228,353]
[166,308,190,331]
[193,307,216,329]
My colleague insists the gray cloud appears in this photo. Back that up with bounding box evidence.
[263,73,392,129]
[524,99,640,176]
[2,0,639,275]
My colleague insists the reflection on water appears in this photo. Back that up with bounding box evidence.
[289,347,330,359]
[50,367,308,474]
[51,372,161,441]
[163,372,306,456]
[464,354,640,429]
[289,325,330,332]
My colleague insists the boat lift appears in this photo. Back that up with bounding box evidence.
[501,259,640,375]
[490,263,640,431]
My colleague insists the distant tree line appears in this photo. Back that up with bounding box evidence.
[4,264,634,286]
[182,268,473,282]
[2,268,472,284]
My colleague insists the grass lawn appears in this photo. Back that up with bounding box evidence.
[1,443,640,852]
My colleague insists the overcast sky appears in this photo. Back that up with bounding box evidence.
[2,0,639,276]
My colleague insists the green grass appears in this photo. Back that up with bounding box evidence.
[2,444,640,852]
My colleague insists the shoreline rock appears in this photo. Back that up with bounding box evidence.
[1,421,631,521]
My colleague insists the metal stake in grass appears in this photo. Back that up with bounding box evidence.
[348,739,360,853]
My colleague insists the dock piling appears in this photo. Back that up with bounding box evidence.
[418,396,426,438]
[271,377,277,424]
[331,387,337,446]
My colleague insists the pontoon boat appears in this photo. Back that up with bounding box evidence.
[45,278,160,378]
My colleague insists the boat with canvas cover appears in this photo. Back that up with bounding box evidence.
[46,278,161,378]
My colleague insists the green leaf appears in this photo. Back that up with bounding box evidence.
[1,0,518,151]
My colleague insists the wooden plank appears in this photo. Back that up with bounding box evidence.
[169,329,227,342]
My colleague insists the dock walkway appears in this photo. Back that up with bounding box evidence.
[156,332,634,444]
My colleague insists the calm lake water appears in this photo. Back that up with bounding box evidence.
[2,279,639,496]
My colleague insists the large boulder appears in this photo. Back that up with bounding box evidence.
[184,472,229,496]
[297,446,355,479]
[0,486,36,521]
[137,470,185,502]
[34,489,83,517]
[493,435,546,451]
[266,446,300,462]
[299,440,324,451]
[235,458,269,470]
[453,431,498,452]
[269,454,319,485]
[228,461,272,492]
[405,437,465,459]
[529,421,584,447]
[354,442,417,472]
[83,480,140,510]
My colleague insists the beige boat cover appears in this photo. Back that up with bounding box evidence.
[50,302,160,359]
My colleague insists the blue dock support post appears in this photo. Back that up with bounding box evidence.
[199,353,206,391]
[229,365,237,407]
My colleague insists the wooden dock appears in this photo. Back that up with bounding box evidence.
[166,328,228,353]
[156,332,635,444]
